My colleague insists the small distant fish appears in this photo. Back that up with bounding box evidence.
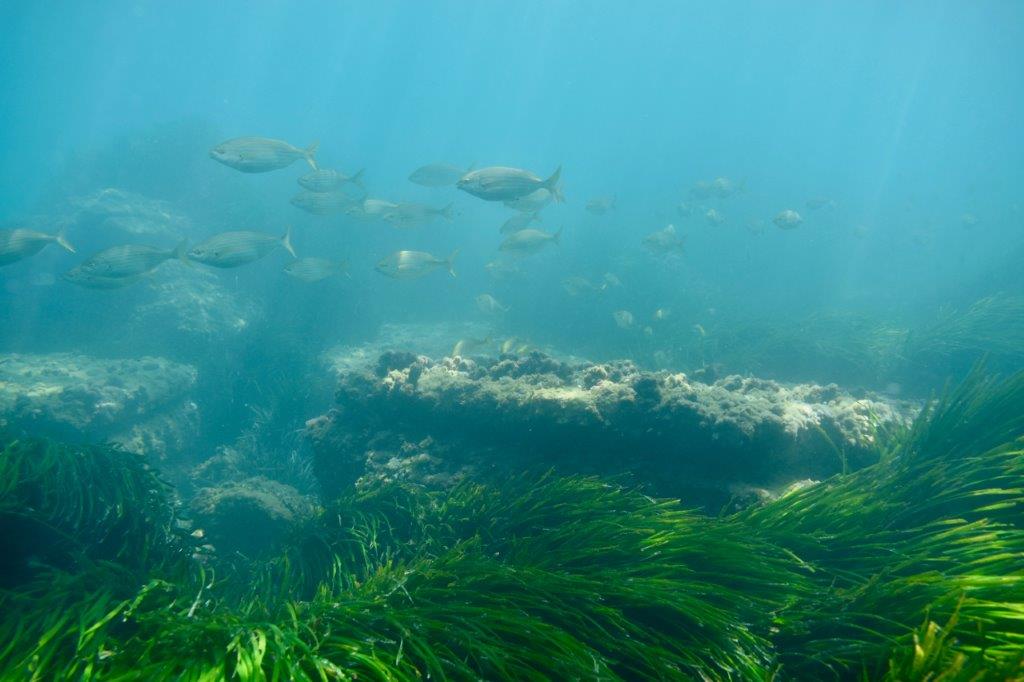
[63,268,147,289]
[705,208,725,226]
[652,308,671,321]
[505,188,556,213]
[500,211,542,234]
[408,163,471,187]
[475,293,508,314]
[676,202,693,217]
[773,210,803,230]
[643,326,654,337]
[76,241,188,278]
[693,324,706,337]
[961,213,979,229]
[602,272,622,288]
[806,197,837,210]
[690,177,744,200]
[643,224,685,255]
[561,276,604,297]
[499,337,530,354]
[852,224,870,239]
[290,190,357,215]
[0,228,75,266]
[376,249,457,279]
[585,196,616,215]
[458,166,563,203]
[209,137,318,173]
[485,259,521,279]
[499,227,561,256]
[500,338,517,353]
[613,310,635,329]
[382,202,454,228]
[298,168,364,192]
[189,228,295,268]
[452,336,492,356]
[284,258,349,282]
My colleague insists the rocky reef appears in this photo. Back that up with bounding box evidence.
[189,475,315,556]
[0,352,198,461]
[309,350,914,508]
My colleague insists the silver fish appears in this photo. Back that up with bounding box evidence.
[0,228,75,266]
[499,227,561,255]
[705,208,725,226]
[643,224,685,255]
[561,276,604,297]
[63,268,147,289]
[485,259,521,280]
[290,190,357,215]
[284,257,349,282]
[347,198,399,220]
[452,336,492,356]
[209,137,318,173]
[613,310,635,329]
[408,163,470,187]
[773,210,803,230]
[690,177,744,200]
[475,293,508,314]
[806,197,836,210]
[76,241,188,278]
[376,249,458,279]
[382,202,454,228]
[504,188,556,213]
[585,196,616,215]
[458,166,563,202]
[189,228,296,268]
[297,168,364,192]
[500,211,542,234]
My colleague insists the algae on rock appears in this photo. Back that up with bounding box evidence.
[309,350,913,507]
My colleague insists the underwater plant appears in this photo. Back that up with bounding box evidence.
[901,293,1024,383]
[738,367,1024,677]
[1,367,1022,680]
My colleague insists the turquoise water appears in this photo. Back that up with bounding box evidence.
[3,3,1022,364]
[2,4,1024,678]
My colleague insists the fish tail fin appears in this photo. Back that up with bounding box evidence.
[54,228,76,254]
[304,141,320,170]
[350,168,365,188]
[544,165,564,202]
[173,239,194,267]
[438,203,454,222]
[282,226,297,257]
[445,249,459,278]
[552,227,562,245]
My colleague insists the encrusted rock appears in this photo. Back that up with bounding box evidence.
[190,476,315,556]
[0,353,198,460]
[309,351,916,509]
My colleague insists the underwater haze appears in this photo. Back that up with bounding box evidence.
[2,2,1024,680]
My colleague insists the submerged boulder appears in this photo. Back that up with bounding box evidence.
[0,352,198,461]
[190,476,316,556]
[309,351,914,509]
